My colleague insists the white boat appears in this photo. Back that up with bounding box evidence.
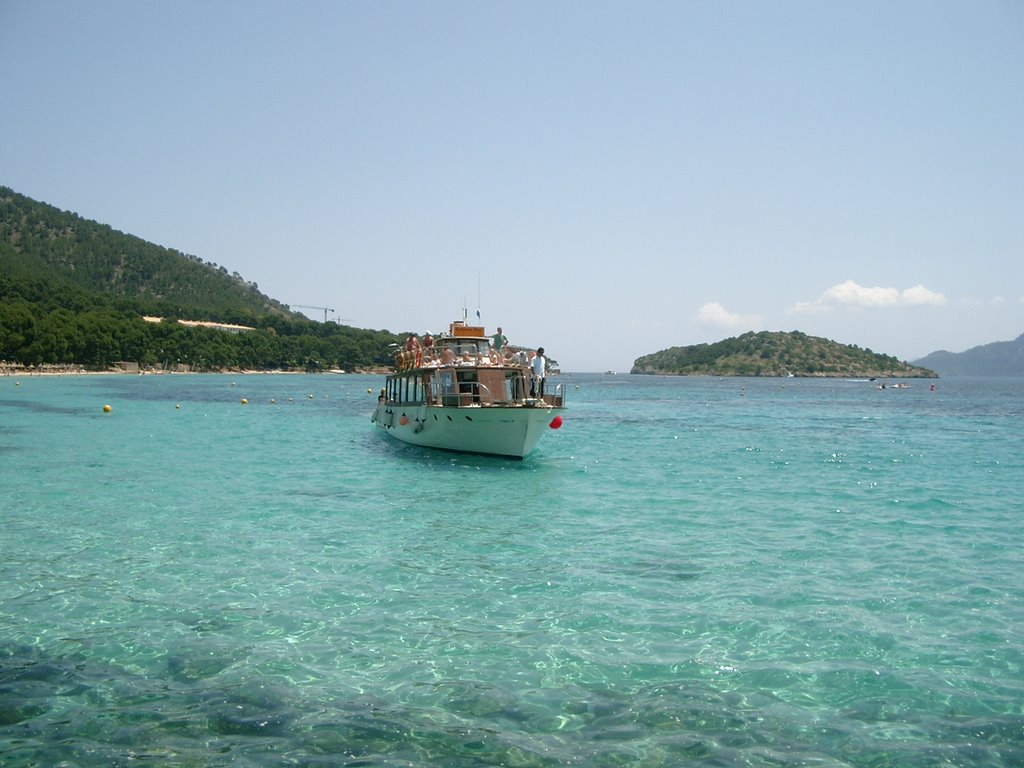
[371,321,566,459]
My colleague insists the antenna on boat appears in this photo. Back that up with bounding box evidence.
[460,281,482,324]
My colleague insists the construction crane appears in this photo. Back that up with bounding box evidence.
[293,305,335,323]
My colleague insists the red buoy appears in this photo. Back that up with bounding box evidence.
[549,415,563,429]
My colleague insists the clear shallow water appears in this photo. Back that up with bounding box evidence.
[1,372,1022,767]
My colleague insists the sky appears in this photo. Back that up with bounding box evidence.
[2,1,1022,372]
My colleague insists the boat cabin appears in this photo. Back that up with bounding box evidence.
[385,321,563,409]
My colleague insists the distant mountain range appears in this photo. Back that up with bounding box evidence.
[632,331,936,378]
[913,334,1024,376]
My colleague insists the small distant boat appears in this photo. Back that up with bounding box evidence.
[605,370,617,375]
[371,321,566,459]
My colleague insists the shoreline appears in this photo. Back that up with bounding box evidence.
[1,364,391,377]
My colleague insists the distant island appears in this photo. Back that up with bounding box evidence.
[632,331,937,378]
[913,333,1024,376]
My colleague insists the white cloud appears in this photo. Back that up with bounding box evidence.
[900,284,948,306]
[789,280,948,314]
[824,281,901,307]
[696,302,761,329]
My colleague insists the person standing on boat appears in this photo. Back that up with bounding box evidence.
[530,347,546,398]
[491,326,508,364]
[422,331,435,362]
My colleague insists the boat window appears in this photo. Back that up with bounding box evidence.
[508,371,525,401]
[457,370,481,403]
[395,374,426,405]
[436,370,455,395]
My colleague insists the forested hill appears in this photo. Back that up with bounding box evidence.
[0,186,404,371]
[632,331,937,378]
[0,186,289,321]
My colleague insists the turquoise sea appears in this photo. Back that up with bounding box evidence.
[1,372,1022,767]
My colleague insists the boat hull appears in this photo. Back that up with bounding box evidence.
[372,402,562,459]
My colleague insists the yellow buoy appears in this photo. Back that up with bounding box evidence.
[270,398,276,404]
[175,403,181,409]
[102,404,112,413]
[240,398,248,405]
[367,388,372,394]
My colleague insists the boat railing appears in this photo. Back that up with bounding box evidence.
[540,382,566,408]
[441,378,502,406]
[417,373,566,408]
